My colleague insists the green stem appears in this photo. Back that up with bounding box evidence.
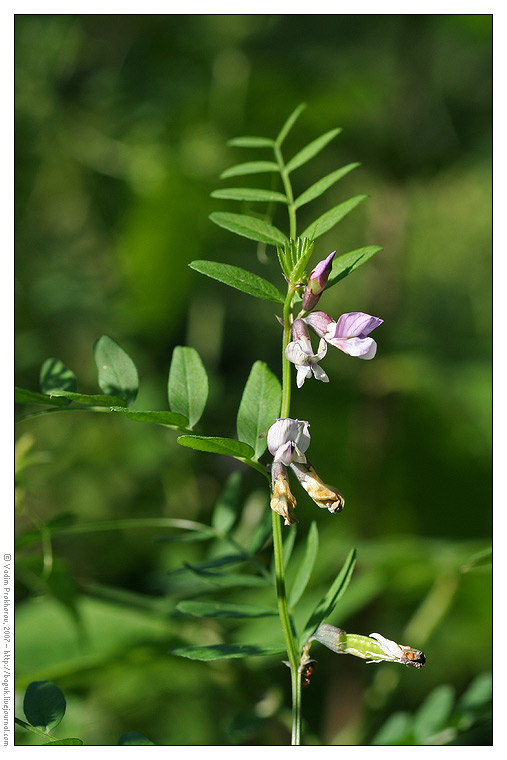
[14,717,60,743]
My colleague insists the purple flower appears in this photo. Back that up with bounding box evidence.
[285,319,329,388]
[267,418,311,466]
[302,251,335,311]
[306,310,383,360]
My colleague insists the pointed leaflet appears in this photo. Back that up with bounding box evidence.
[299,547,357,646]
[23,681,66,731]
[285,128,342,174]
[294,163,361,209]
[301,195,368,240]
[326,246,383,289]
[211,188,288,204]
[94,335,138,406]
[189,260,284,304]
[111,408,188,428]
[210,212,287,247]
[177,435,254,460]
[48,391,128,407]
[220,161,279,180]
[170,643,285,661]
[288,521,319,608]
[227,136,276,148]
[168,346,208,429]
[176,601,278,618]
[276,102,306,146]
[237,361,282,460]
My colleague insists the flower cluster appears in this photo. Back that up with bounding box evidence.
[267,418,344,524]
[285,251,383,387]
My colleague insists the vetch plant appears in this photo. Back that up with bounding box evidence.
[15,103,425,746]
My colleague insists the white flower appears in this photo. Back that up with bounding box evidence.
[267,418,311,466]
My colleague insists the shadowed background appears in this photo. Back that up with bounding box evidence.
[15,14,491,745]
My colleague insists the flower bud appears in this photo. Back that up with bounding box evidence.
[302,251,335,311]
[270,461,298,525]
[305,310,335,340]
[290,461,344,513]
[310,624,426,669]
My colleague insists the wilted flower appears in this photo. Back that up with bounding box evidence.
[310,624,426,669]
[271,461,298,525]
[267,418,311,466]
[285,319,329,388]
[302,251,335,311]
[306,310,383,360]
[290,462,344,513]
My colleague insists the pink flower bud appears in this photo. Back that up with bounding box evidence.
[302,251,335,311]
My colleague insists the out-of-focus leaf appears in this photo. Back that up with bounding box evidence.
[118,732,155,745]
[182,563,268,588]
[294,163,361,209]
[458,672,492,710]
[209,212,287,246]
[300,548,357,646]
[276,102,306,146]
[211,188,288,203]
[227,136,276,148]
[285,128,341,173]
[211,471,242,535]
[168,346,208,428]
[371,712,413,745]
[247,508,273,554]
[43,739,83,746]
[170,643,285,661]
[15,387,68,407]
[110,407,188,428]
[326,245,383,289]
[414,685,455,744]
[237,361,282,460]
[176,601,278,618]
[39,359,77,402]
[220,161,279,179]
[23,681,66,731]
[288,522,319,608]
[93,335,138,406]
[189,260,285,304]
[301,195,368,239]
[177,435,254,460]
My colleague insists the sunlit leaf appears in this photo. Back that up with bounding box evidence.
[294,163,360,209]
[301,195,368,239]
[111,407,188,428]
[15,387,68,407]
[177,435,254,460]
[189,260,285,304]
[211,188,287,203]
[209,212,287,246]
[93,335,138,406]
[168,346,208,428]
[276,102,306,146]
[50,391,127,407]
[170,643,285,661]
[176,601,278,618]
[285,128,341,173]
[23,681,66,731]
[227,136,276,148]
[220,161,279,179]
[237,361,282,460]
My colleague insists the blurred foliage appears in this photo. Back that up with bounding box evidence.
[15,14,491,745]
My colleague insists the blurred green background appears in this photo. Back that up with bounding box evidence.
[14,14,492,745]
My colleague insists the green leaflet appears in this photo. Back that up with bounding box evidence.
[118,732,155,746]
[170,643,286,661]
[294,163,361,209]
[326,245,383,289]
[276,102,306,146]
[189,260,285,304]
[227,136,276,148]
[50,391,128,407]
[301,195,368,240]
[93,335,139,406]
[177,435,254,460]
[43,739,84,746]
[285,128,342,174]
[23,681,66,732]
[39,358,77,398]
[15,387,69,407]
[211,471,242,535]
[176,601,278,618]
[168,346,208,429]
[211,187,288,204]
[209,212,287,246]
[299,547,357,646]
[110,407,189,428]
[220,160,279,179]
[288,521,319,608]
[236,361,282,460]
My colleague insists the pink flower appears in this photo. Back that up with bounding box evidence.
[306,311,383,360]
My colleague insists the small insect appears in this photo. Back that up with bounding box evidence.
[301,660,316,688]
